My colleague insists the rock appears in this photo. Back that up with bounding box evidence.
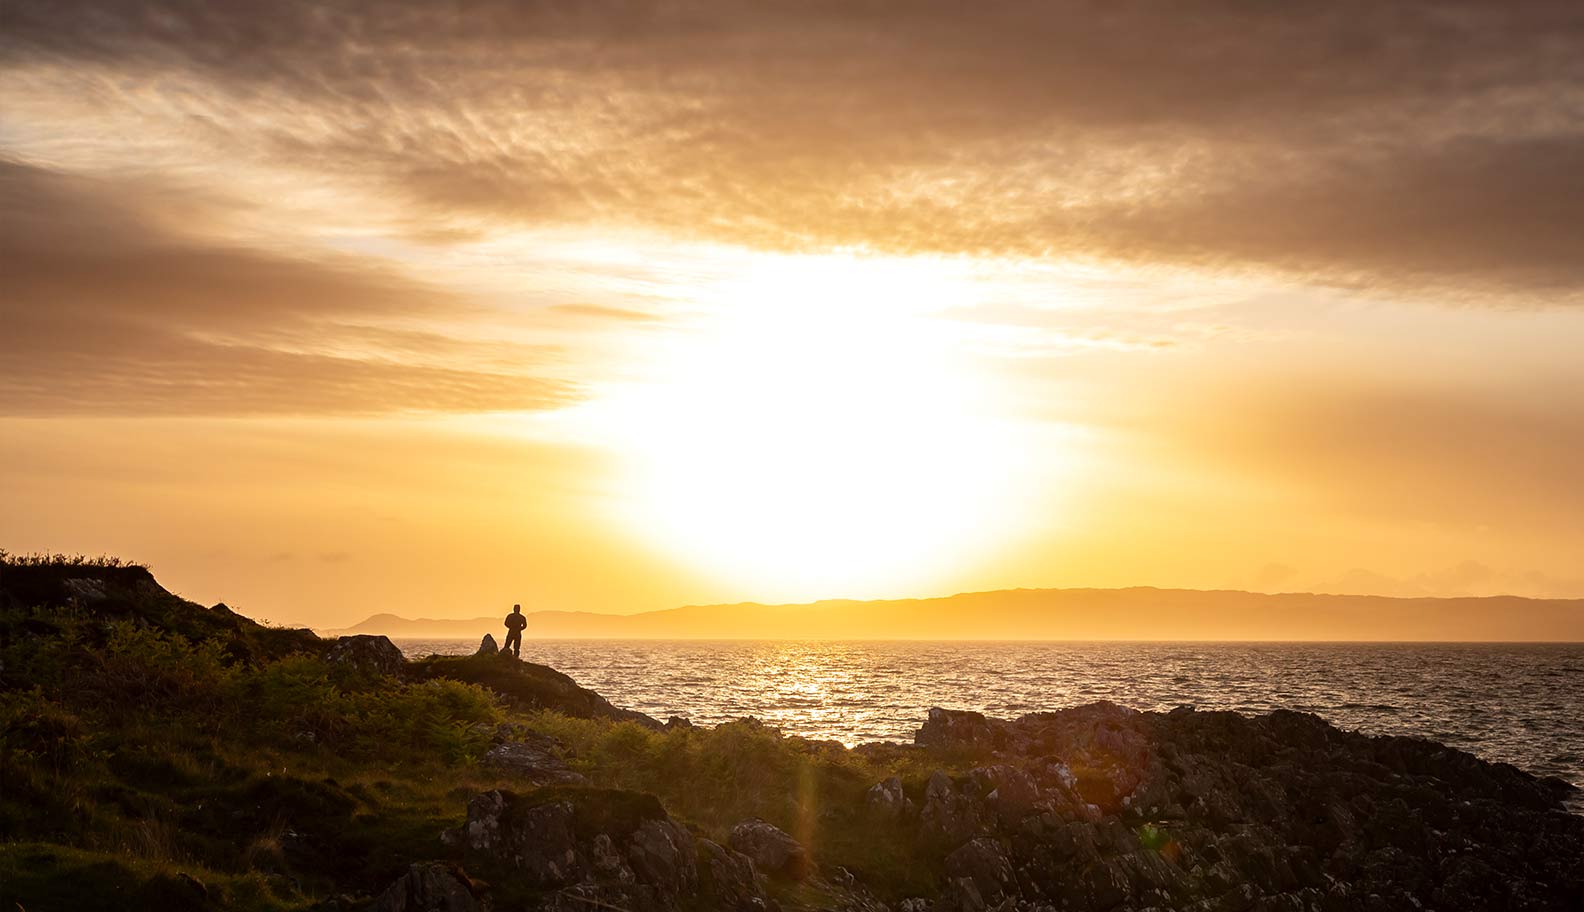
[696,838,766,911]
[476,634,498,656]
[370,862,485,912]
[865,775,915,820]
[470,793,583,884]
[61,577,110,604]
[969,765,1040,820]
[420,696,1582,912]
[459,788,708,912]
[728,818,810,881]
[406,654,663,729]
[916,707,1007,752]
[920,771,987,844]
[944,838,1016,911]
[627,817,698,892]
[663,716,694,730]
[904,702,1584,912]
[480,732,587,785]
[480,742,587,785]
[325,634,404,676]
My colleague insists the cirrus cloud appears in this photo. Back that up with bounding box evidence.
[3,1,1584,301]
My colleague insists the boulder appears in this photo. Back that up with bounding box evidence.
[370,862,485,912]
[915,707,1007,752]
[944,838,1016,911]
[325,634,404,676]
[457,788,705,912]
[728,818,810,881]
[969,765,1041,820]
[864,775,915,820]
[696,839,766,912]
[475,634,498,656]
[919,771,987,845]
[480,731,587,785]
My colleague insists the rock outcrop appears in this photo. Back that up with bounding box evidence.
[407,653,661,728]
[728,818,810,881]
[476,634,499,656]
[438,704,1581,911]
[896,703,1584,912]
[370,862,486,912]
[452,788,768,912]
[865,776,914,820]
[479,731,587,786]
[325,634,405,676]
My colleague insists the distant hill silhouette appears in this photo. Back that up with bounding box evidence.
[321,587,1584,641]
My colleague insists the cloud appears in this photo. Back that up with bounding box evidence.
[5,2,1583,299]
[550,303,665,323]
[0,160,572,416]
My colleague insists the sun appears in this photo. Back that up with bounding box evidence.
[595,252,1037,601]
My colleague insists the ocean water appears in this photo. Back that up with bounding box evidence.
[397,638,1584,796]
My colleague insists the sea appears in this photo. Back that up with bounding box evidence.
[397,639,1584,803]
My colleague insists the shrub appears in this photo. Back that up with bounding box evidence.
[348,678,501,763]
[82,623,237,723]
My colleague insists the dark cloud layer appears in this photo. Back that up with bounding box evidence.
[5,1,1584,299]
[0,160,570,415]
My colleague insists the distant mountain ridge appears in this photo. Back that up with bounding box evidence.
[320,586,1584,641]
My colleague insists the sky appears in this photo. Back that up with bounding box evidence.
[3,2,1584,628]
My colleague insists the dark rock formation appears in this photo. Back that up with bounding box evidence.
[325,634,405,676]
[729,818,810,881]
[865,775,915,820]
[454,788,768,912]
[915,707,1008,753]
[696,838,768,912]
[408,653,661,728]
[943,837,1015,911]
[902,703,1584,912]
[476,634,499,656]
[480,731,587,786]
[370,862,485,912]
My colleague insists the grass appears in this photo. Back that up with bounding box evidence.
[521,712,962,895]
[0,843,306,912]
[0,550,147,569]
[1,557,975,907]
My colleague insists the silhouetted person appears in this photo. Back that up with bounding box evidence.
[503,603,527,658]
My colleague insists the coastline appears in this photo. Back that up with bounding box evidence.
[4,561,1582,911]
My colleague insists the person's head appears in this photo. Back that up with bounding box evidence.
[512,604,521,614]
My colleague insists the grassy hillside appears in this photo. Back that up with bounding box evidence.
[0,555,965,910]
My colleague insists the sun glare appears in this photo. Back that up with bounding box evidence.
[593,252,1039,600]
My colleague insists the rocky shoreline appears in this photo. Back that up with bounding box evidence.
[391,690,1584,912]
[2,564,1581,911]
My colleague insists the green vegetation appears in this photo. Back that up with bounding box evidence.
[522,713,954,893]
[0,556,964,909]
